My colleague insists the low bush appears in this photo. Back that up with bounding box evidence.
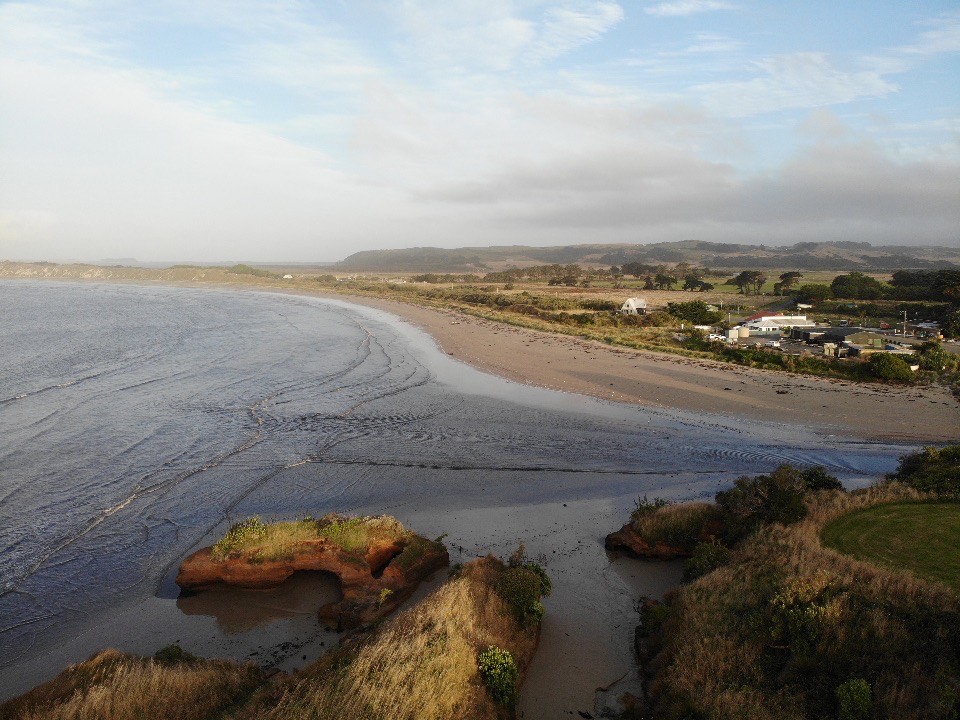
[716,465,840,542]
[867,352,914,383]
[477,646,520,706]
[682,540,731,582]
[495,546,551,627]
[837,678,872,720]
[211,516,268,560]
[631,501,721,552]
[889,445,960,497]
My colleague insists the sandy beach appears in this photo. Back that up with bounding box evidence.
[305,290,959,444]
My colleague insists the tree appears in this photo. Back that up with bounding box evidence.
[831,272,886,300]
[867,352,913,383]
[728,270,767,295]
[654,272,678,290]
[791,284,832,303]
[915,341,954,373]
[667,300,723,325]
[779,271,803,290]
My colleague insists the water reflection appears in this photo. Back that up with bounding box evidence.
[176,571,342,635]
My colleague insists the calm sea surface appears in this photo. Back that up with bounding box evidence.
[0,281,911,707]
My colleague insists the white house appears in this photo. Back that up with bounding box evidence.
[620,298,647,315]
[742,314,815,333]
[282,274,293,280]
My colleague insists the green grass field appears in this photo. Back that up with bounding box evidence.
[821,502,960,590]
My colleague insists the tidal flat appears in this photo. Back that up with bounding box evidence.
[0,281,915,716]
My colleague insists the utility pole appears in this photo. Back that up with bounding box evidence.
[902,310,908,337]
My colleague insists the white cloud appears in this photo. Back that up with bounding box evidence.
[528,2,625,62]
[682,32,742,54]
[902,14,960,55]
[696,53,898,117]
[645,0,736,18]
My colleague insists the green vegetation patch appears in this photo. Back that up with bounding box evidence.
[210,514,410,562]
[822,502,960,590]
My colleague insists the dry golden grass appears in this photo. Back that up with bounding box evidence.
[249,557,537,720]
[0,649,263,720]
[646,483,960,720]
[3,557,539,720]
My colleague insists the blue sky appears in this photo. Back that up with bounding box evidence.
[0,0,958,261]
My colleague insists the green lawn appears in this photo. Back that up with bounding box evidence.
[821,502,960,591]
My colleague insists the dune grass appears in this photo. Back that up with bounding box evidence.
[642,484,960,720]
[0,648,263,720]
[3,555,546,720]
[249,557,541,720]
[821,501,960,591]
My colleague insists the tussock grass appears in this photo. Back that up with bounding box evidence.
[645,483,960,720]
[248,557,540,720]
[631,501,721,552]
[0,648,263,720]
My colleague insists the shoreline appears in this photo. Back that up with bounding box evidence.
[282,287,958,444]
[3,274,957,443]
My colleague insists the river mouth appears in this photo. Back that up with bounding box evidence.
[0,281,914,712]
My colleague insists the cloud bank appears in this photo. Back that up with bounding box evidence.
[0,1,957,261]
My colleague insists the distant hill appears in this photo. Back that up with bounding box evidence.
[337,241,960,273]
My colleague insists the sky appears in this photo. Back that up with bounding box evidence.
[0,0,958,262]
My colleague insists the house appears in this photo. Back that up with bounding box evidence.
[820,327,885,349]
[620,298,647,315]
[282,274,294,279]
[742,314,816,334]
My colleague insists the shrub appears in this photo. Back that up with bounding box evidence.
[477,646,519,706]
[868,352,914,383]
[889,445,960,497]
[496,551,551,627]
[377,588,394,606]
[211,516,268,560]
[837,678,872,720]
[153,643,199,665]
[767,571,843,656]
[802,466,844,492]
[683,540,731,582]
[630,495,671,525]
[227,263,275,278]
[666,300,723,325]
[631,502,721,552]
[716,465,811,541]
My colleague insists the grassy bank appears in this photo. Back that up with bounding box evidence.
[821,502,960,591]
[1,553,549,720]
[614,448,960,720]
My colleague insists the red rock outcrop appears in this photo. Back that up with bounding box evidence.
[604,518,725,559]
[177,533,448,630]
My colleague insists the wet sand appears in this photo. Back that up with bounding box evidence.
[305,290,959,444]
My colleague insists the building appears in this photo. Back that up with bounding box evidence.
[620,298,647,315]
[742,314,816,334]
[820,327,886,349]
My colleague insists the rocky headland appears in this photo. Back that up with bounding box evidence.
[176,514,448,630]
